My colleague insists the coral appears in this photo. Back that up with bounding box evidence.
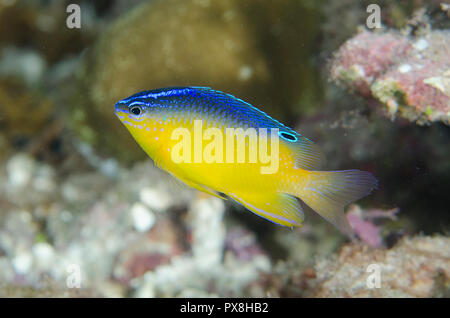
[347,208,383,248]
[346,204,400,248]
[132,196,272,297]
[0,1,92,63]
[331,29,450,125]
[331,31,413,96]
[320,0,445,54]
[113,217,186,286]
[0,154,272,297]
[309,236,450,297]
[0,79,53,140]
[268,235,450,297]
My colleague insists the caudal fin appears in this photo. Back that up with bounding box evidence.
[298,170,377,236]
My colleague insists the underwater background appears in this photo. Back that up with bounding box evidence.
[0,0,449,297]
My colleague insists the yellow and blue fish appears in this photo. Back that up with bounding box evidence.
[115,87,377,236]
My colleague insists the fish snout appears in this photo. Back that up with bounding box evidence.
[114,102,128,117]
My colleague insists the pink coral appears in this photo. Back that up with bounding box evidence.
[331,30,412,96]
[331,29,450,125]
[346,205,400,247]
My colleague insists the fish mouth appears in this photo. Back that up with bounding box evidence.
[114,102,128,119]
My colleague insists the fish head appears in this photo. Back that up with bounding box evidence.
[114,99,148,122]
[114,92,163,151]
[114,89,175,123]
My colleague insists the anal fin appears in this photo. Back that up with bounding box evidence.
[170,173,227,200]
[229,191,304,227]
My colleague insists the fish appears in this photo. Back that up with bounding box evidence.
[114,87,377,236]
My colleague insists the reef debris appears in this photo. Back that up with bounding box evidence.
[273,235,450,297]
[331,30,450,125]
[311,235,450,297]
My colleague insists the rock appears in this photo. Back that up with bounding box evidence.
[11,252,33,275]
[0,48,47,86]
[189,197,226,269]
[225,227,267,262]
[310,235,450,297]
[32,242,56,272]
[3,153,57,206]
[0,258,15,283]
[132,196,271,297]
[32,163,57,194]
[331,30,450,125]
[6,153,35,189]
[139,187,172,212]
[331,30,412,96]
[130,202,156,233]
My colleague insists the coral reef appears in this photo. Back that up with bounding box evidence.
[331,29,450,125]
[310,236,450,297]
[269,235,450,297]
[3,151,445,298]
[0,153,273,297]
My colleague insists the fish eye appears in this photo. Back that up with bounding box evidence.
[279,131,298,142]
[130,105,142,116]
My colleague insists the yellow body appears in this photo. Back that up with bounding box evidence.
[125,116,311,226]
[116,96,377,236]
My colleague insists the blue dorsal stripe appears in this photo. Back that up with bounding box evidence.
[189,87,306,137]
[118,86,313,143]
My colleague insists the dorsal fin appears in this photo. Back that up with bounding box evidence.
[190,87,325,171]
[290,138,325,171]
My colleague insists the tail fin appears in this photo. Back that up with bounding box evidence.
[298,170,377,236]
